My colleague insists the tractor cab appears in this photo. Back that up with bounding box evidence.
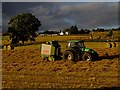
[67,40,85,49]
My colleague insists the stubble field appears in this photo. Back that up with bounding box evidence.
[2,40,120,89]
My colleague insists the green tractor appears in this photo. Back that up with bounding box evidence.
[41,40,99,61]
[63,40,99,61]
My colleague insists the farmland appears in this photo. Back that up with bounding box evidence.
[2,31,120,89]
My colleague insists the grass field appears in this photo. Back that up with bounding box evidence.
[2,30,120,45]
[2,30,120,89]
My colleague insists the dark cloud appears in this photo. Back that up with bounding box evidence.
[2,2,40,32]
[2,2,118,33]
[29,2,118,29]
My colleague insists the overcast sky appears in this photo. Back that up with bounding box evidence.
[2,2,119,33]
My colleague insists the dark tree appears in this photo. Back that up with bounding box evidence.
[63,28,70,33]
[63,25,79,34]
[70,25,79,34]
[8,13,41,44]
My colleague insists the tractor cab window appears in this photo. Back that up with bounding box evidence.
[68,42,74,47]
[78,42,85,48]
[68,41,85,48]
[68,42,71,48]
[68,42,77,48]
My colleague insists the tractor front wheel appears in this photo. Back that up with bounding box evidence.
[82,53,92,61]
[63,50,75,61]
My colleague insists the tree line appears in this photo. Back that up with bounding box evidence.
[42,26,119,35]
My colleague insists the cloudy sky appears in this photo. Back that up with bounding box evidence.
[2,1,119,33]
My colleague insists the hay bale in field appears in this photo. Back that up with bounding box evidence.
[109,43,112,48]
[7,45,11,50]
[112,42,116,47]
[105,42,117,48]
[107,43,112,48]
[90,36,93,39]
[7,45,14,50]
[105,43,112,48]
[3,46,7,50]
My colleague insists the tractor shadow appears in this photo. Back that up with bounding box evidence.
[98,54,119,61]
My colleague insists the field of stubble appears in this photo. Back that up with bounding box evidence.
[2,41,120,89]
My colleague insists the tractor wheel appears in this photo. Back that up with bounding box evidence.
[48,56,55,62]
[63,50,75,61]
[93,51,99,61]
[82,53,92,61]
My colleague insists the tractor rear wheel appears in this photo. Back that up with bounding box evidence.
[63,50,75,61]
[82,53,92,61]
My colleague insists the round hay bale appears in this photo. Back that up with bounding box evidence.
[112,42,116,47]
[7,45,11,50]
[3,46,7,50]
[105,42,112,48]
[7,45,14,50]
[108,43,112,48]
